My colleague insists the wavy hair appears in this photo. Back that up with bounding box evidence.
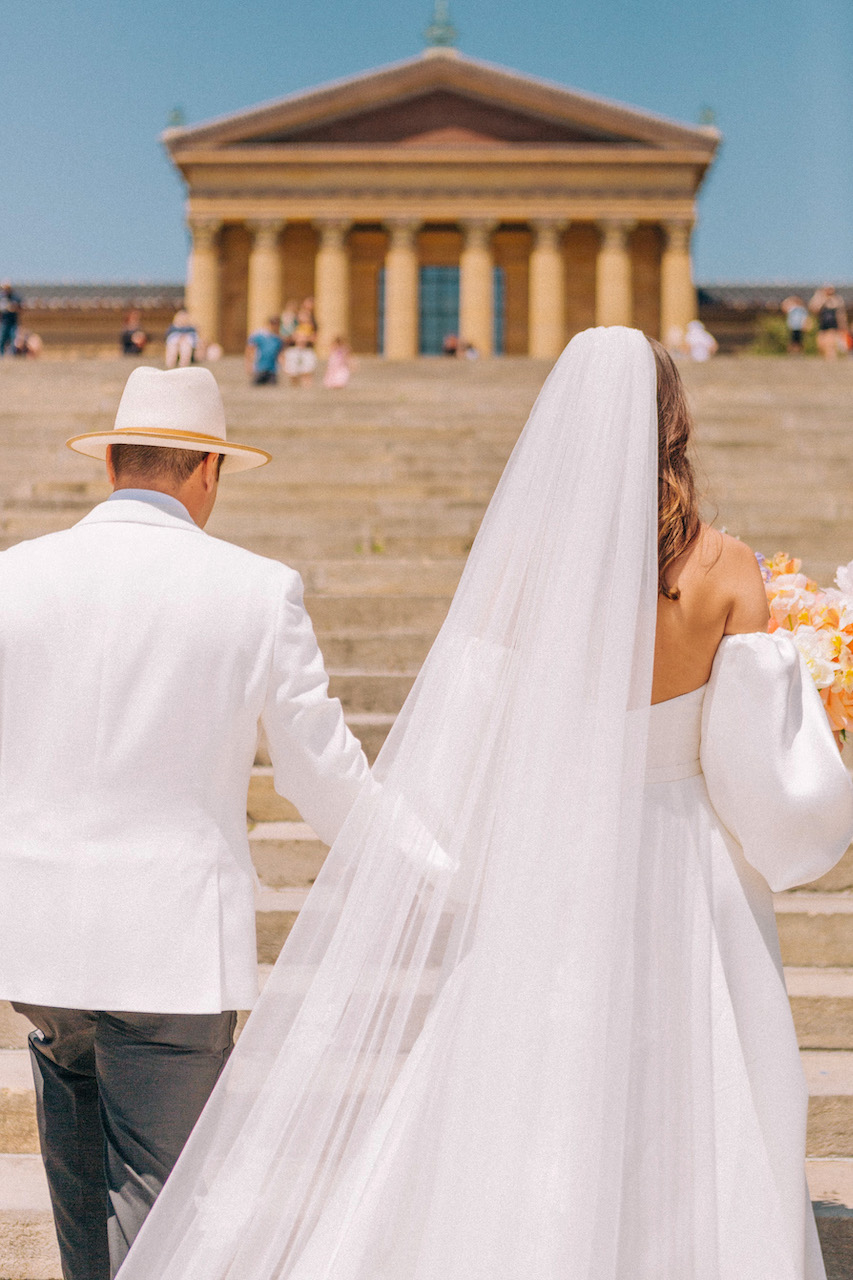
[648,337,700,600]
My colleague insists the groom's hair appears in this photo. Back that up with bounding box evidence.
[110,444,225,485]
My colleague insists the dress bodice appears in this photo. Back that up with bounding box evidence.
[646,684,706,784]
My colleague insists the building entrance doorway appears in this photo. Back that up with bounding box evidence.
[378,265,506,355]
[419,266,459,354]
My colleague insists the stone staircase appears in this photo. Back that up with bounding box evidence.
[1,354,853,1277]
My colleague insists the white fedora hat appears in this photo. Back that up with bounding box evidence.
[66,366,270,473]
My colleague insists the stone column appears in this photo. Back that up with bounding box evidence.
[246,220,284,335]
[459,220,496,356]
[595,220,636,328]
[528,219,568,358]
[383,221,420,360]
[314,220,351,358]
[660,220,697,344]
[185,219,221,344]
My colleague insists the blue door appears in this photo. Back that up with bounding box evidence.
[378,264,506,355]
[419,266,459,354]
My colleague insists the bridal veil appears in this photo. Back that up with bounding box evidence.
[119,326,659,1279]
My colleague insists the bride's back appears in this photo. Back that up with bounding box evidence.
[651,526,768,703]
[648,341,768,704]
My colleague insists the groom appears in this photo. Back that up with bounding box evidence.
[0,366,370,1280]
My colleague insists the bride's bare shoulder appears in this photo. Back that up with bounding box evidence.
[696,527,769,634]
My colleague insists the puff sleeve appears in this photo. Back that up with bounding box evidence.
[700,630,853,891]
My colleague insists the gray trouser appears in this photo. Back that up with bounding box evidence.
[12,1003,236,1280]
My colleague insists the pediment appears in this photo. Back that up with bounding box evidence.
[165,50,718,156]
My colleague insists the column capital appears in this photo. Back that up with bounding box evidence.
[386,219,421,251]
[187,218,222,250]
[531,219,569,250]
[460,219,497,250]
[247,219,285,250]
[662,219,693,252]
[315,219,352,250]
[597,219,636,251]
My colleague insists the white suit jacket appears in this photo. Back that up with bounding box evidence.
[0,491,370,1013]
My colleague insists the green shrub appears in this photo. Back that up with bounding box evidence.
[750,313,818,355]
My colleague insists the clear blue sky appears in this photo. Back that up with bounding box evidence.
[4,0,851,284]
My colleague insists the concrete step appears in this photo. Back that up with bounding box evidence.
[328,672,415,715]
[249,822,328,889]
[777,894,853,968]
[0,1155,61,1279]
[295,559,465,597]
[247,768,301,823]
[318,631,434,671]
[307,594,450,633]
[227,533,475,560]
[800,844,853,894]
[787,969,853,1050]
[805,1052,853,1156]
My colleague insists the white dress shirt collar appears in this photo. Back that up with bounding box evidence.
[107,488,196,525]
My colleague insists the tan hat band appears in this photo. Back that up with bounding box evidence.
[112,427,228,445]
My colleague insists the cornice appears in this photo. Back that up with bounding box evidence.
[172,145,715,168]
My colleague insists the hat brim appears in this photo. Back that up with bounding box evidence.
[65,430,270,474]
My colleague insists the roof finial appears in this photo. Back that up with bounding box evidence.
[424,0,458,48]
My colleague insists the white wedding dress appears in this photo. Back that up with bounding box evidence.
[117,329,853,1280]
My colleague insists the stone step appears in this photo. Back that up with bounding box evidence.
[306,594,450,633]
[248,822,328,889]
[805,1053,853,1156]
[0,516,474,561]
[777,894,853,968]
[319,631,434,671]
[247,769,301,823]
[293,559,465,597]
[328,672,415,715]
[798,844,853,895]
[788,969,853,1050]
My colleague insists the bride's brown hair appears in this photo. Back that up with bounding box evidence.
[648,337,700,600]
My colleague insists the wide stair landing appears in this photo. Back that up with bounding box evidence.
[1,355,853,1277]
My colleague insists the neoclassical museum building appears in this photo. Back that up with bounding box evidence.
[165,38,718,358]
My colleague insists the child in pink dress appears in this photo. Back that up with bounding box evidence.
[323,337,353,389]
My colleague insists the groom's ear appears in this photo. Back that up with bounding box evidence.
[200,452,224,490]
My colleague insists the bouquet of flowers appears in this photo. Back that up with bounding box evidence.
[758,552,853,734]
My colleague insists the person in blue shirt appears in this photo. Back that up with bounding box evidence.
[0,282,23,356]
[246,318,285,385]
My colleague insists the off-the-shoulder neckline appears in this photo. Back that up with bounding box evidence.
[651,682,709,709]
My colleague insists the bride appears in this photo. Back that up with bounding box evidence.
[118,327,853,1280]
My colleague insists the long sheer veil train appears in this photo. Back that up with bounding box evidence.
[119,326,659,1280]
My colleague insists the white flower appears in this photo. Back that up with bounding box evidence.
[769,586,816,622]
[836,560,853,596]
[773,573,812,590]
[820,589,853,628]
[793,626,838,688]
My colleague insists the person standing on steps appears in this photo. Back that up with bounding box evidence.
[0,366,370,1280]
[809,285,848,360]
[246,316,285,385]
[0,281,23,355]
